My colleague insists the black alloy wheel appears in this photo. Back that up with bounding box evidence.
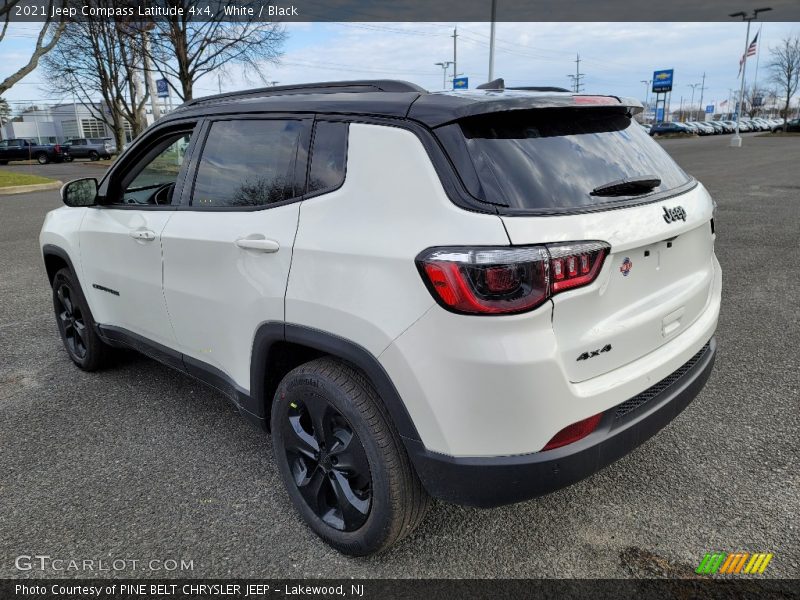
[51,268,110,371]
[272,358,430,555]
[55,281,88,361]
[281,396,372,531]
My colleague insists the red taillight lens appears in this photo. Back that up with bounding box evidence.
[548,242,609,293]
[54,144,61,153]
[541,413,603,451]
[418,247,549,315]
[417,241,609,315]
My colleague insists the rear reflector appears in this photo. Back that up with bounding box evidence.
[417,241,609,315]
[541,413,603,451]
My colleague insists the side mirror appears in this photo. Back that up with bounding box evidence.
[61,178,98,207]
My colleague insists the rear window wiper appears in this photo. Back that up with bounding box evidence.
[590,175,661,197]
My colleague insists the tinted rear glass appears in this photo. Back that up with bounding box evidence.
[441,108,691,211]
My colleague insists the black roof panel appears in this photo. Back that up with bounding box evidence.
[164,80,642,128]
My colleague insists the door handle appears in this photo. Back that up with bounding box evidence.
[235,237,280,253]
[130,229,156,241]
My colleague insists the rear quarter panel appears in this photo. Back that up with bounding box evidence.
[285,122,510,357]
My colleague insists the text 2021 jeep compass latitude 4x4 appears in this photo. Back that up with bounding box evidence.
[40,80,721,555]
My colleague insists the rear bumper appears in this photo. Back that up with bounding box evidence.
[406,336,716,508]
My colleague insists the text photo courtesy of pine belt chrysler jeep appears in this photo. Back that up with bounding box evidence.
[40,79,721,556]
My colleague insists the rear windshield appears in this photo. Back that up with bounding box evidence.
[438,108,691,211]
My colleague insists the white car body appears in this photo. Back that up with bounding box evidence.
[40,81,720,528]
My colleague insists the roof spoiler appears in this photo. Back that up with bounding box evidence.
[476,78,505,91]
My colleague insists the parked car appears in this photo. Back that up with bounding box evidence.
[0,138,69,164]
[649,122,691,136]
[40,79,720,556]
[772,118,800,133]
[63,137,116,161]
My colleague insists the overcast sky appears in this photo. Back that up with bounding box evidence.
[2,21,799,112]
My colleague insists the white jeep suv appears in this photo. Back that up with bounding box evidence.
[40,80,721,555]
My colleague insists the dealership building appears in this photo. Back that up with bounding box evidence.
[0,101,167,143]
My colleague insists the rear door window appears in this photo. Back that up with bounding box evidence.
[192,119,305,208]
[438,108,691,212]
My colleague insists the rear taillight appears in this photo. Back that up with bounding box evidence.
[54,144,61,153]
[541,413,603,451]
[548,242,608,293]
[420,247,549,315]
[417,241,609,315]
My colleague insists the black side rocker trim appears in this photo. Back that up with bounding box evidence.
[94,322,424,445]
[406,337,717,508]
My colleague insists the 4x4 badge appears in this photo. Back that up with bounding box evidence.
[663,205,687,223]
[577,344,612,361]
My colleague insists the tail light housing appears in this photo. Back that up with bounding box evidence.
[417,241,609,315]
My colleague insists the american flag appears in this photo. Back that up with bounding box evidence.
[738,31,759,76]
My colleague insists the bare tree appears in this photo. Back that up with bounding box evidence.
[0,96,10,124]
[768,35,800,128]
[146,1,286,101]
[0,1,65,95]
[42,12,149,150]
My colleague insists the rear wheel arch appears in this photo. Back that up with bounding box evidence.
[253,323,422,443]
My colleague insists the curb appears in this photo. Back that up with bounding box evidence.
[0,180,63,196]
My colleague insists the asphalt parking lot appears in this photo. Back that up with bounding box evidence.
[1,133,798,579]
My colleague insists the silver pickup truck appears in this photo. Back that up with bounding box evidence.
[63,138,116,161]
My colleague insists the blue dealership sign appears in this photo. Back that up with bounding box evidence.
[156,79,170,98]
[705,105,714,114]
[453,77,468,90]
[652,69,674,93]
[656,107,664,122]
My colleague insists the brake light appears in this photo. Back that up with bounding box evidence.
[54,144,61,154]
[541,413,603,451]
[417,241,609,315]
[419,247,549,315]
[548,242,608,293]
[573,95,620,105]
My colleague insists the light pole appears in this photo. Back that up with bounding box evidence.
[688,83,701,121]
[435,61,454,90]
[729,6,772,147]
[641,79,652,122]
[488,0,497,81]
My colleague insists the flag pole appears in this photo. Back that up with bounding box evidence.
[753,25,763,109]
[732,18,752,147]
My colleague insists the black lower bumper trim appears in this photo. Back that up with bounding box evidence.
[406,337,717,508]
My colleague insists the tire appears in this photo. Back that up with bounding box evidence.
[36,152,49,165]
[51,268,111,371]
[64,155,74,163]
[272,357,430,556]
[89,151,99,161]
